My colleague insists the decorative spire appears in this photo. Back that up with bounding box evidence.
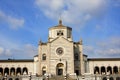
[79,38,83,45]
[59,19,62,25]
[39,39,42,45]
[58,12,62,25]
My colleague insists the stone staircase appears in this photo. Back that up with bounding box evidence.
[49,76,64,80]
[45,75,77,80]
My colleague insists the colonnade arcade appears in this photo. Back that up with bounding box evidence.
[0,67,28,76]
[94,66,120,75]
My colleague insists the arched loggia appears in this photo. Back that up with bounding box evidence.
[94,66,99,74]
[101,66,106,75]
[16,67,21,76]
[10,67,15,76]
[0,67,3,76]
[107,66,112,74]
[4,67,9,75]
[23,67,28,75]
[113,66,118,74]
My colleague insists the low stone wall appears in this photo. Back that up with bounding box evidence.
[0,74,120,80]
[77,74,120,80]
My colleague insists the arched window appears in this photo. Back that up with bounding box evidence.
[57,30,64,36]
[42,54,46,60]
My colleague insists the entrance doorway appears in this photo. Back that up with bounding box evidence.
[56,63,64,75]
[58,69,63,75]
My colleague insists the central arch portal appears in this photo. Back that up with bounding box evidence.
[56,63,64,75]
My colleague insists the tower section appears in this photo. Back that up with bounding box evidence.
[48,20,72,42]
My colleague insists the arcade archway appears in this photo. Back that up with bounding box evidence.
[0,67,3,76]
[23,67,28,75]
[107,66,112,74]
[4,67,9,75]
[16,67,21,75]
[101,66,106,75]
[113,66,118,74]
[94,66,99,74]
[10,67,15,76]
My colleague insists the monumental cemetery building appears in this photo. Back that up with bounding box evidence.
[0,20,120,77]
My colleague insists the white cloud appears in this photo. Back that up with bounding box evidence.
[0,34,37,59]
[35,0,108,27]
[5,49,12,56]
[96,37,120,56]
[0,34,19,49]
[84,37,120,58]
[23,44,37,57]
[0,44,37,59]
[0,10,24,29]
[0,47,4,55]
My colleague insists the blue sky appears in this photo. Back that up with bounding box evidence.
[0,0,120,59]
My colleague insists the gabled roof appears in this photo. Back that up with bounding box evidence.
[49,36,73,43]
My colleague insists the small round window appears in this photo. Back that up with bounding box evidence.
[56,47,63,55]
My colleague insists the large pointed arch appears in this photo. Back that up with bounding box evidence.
[56,63,64,75]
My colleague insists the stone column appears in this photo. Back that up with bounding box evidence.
[38,43,42,75]
[79,39,84,75]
